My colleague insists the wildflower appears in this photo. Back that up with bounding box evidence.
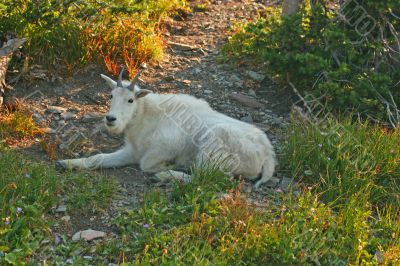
[25,173,32,179]
[4,217,10,225]
[327,157,331,161]
[318,144,322,148]
[143,223,150,228]
[17,207,23,213]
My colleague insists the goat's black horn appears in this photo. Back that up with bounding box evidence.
[117,67,125,87]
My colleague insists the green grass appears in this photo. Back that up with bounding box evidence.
[0,109,43,141]
[0,146,116,265]
[91,118,400,264]
[1,116,399,264]
[283,116,400,207]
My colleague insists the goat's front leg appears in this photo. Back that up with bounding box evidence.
[56,147,133,170]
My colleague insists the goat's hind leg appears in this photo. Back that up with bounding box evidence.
[56,147,133,170]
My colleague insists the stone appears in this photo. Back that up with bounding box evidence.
[72,229,106,242]
[203,90,213,94]
[248,89,257,97]
[61,215,70,222]
[279,177,294,192]
[47,106,66,114]
[240,114,253,123]
[229,93,264,108]
[264,177,280,188]
[168,41,198,51]
[247,71,265,82]
[229,74,243,87]
[44,127,57,134]
[374,251,384,264]
[61,112,75,120]
[56,205,67,212]
[32,113,45,124]
[164,75,175,82]
[82,112,102,122]
[54,233,62,245]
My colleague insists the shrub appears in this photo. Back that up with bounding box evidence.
[0,0,188,75]
[222,1,400,123]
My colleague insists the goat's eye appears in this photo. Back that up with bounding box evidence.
[128,99,133,103]
[110,95,113,99]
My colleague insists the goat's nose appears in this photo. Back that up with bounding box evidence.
[106,115,116,122]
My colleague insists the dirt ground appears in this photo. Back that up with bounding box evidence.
[7,0,297,234]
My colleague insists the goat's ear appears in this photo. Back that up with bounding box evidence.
[100,74,117,88]
[135,89,152,99]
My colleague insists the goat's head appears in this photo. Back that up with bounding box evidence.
[100,68,152,134]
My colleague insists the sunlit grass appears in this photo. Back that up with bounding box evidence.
[0,108,43,142]
[0,0,188,74]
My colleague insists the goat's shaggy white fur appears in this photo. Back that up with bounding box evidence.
[57,74,276,188]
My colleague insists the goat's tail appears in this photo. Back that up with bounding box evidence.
[254,151,276,189]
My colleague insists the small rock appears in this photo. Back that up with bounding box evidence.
[374,251,384,264]
[65,258,73,264]
[240,114,253,123]
[193,68,201,74]
[61,215,70,222]
[47,106,66,114]
[58,120,66,126]
[264,177,280,188]
[247,71,265,82]
[32,113,45,124]
[54,233,62,245]
[248,89,257,97]
[168,41,198,51]
[82,112,102,122]
[72,229,106,242]
[230,74,243,87]
[61,112,75,120]
[164,75,175,82]
[229,93,264,108]
[83,256,93,260]
[182,79,191,85]
[56,205,67,213]
[279,177,294,192]
[203,90,213,94]
[44,128,57,134]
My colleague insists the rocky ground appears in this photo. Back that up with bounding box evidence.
[9,0,297,239]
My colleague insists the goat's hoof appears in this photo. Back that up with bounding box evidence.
[55,160,67,172]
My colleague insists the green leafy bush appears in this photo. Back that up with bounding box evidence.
[223,1,400,122]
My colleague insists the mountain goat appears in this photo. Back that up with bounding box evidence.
[56,69,276,188]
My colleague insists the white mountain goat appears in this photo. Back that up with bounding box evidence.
[56,69,276,188]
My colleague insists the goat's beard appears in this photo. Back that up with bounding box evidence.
[105,122,125,135]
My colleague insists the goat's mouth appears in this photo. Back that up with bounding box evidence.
[106,121,115,127]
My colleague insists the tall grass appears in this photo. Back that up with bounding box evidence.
[283,116,400,208]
